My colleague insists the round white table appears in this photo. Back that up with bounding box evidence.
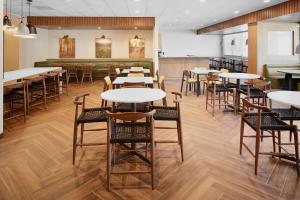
[101,88,166,111]
[190,69,221,96]
[267,91,300,108]
[218,73,261,111]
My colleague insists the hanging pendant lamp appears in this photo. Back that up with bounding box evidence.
[26,0,37,35]
[3,0,12,29]
[15,0,35,38]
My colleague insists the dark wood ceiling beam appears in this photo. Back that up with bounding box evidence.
[197,0,300,34]
[27,17,155,29]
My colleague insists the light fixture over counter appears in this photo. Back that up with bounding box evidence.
[26,0,37,35]
[3,0,12,29]
[15,0,36,38]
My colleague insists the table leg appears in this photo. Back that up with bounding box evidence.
[197,74,200,96]
[236,79,241,110]
[284,73,293,91]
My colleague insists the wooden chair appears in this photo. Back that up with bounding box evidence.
[158,75,167,106]
[152,68,159,83]
[101,76,112,107]
[72,93,111,164]
[3,81,27,123]
[66,65,79,83]
[58,69,69,95]
[25,76,47,114]
[180,70,197,96]
[106,110,156,190]
[240,98,299,175]
[205,72,236,116]
[150,92,184,161]
[45,72,60,101]
[81,65,93,84]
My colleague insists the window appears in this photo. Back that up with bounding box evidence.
[268,31,293,56]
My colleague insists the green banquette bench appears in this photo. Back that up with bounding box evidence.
[263,64,300,90]
[34,58,154,78]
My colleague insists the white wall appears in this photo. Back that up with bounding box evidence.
[257,22,300,75]
[161,30,221,57]
[19,28,154,67]
[19,28,49,68]
[48,29,153,59]
[0,1,3,134]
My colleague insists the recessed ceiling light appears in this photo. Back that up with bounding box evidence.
[200,24,204,27]
[200,0,206,3]
[66,0,72,2]
[185,10,190,14]
[134,0,141,2]
[234,10,239,14]
[213,19,217,22]
[58,26,62,30]
[134,26,138,30]
[97,27,101,30]
[175,19,179,22]
[264,0,271,3]
[135,10,140,14]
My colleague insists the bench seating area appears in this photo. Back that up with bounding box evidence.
[263,64,300,90]
[34,58,154,79]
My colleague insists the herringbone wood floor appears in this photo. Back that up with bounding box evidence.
[1,80,300,200]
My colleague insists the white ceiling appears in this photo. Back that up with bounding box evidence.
[4,0,287,30]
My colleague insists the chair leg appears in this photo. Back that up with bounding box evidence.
[185,82,188,96]
[107,142,112,191]
[80,123,84,146]
[206,90,209,110]
[180,79,184,93]
[81,75,84,85]
[293,128,299,176]
[239,119,244,155]
[289,120,293,142]
[72,122,78,165]
[254,130,261,175]
[151,140,155,190]
[177,120,184,162]
[278,131,282,154]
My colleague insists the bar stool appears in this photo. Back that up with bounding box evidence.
[240,98,299,175]
[180,70,197,96]
[150,92,184,161]
[3,81,27,123]
[25,76,47,114]
[81,65,93,84]
[106,110,156,190]
[72,93,111,164]
[66,65,79,83]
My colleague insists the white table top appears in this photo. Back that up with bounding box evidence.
[218,73,260,80]
[278,69,300,75]
[190,69,220,75]
[101,88,166,103]
[267,91,300,108]
[4,67,62,83]
[113,77,154,85]
[122,68,151,74]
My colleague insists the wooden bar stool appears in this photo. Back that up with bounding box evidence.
[106,110,156,190]
[3,81,27,123]
[72,93,111,164]
[150,92,184,161]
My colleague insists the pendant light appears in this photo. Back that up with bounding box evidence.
[26,0,37,35]
[15,0,35,38]
[3,0,12,29]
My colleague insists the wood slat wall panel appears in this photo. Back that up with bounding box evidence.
[27,17,155,29]
[197,0,300,34]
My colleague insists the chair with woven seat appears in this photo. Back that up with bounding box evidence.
[149,92,184,161]
[81,65,93,84]
[73,93,111,164]
[3,81,27,123]
[269,100,300,142]
[240,98,299,175]
[25,76,47,114]
[206,72,236,116]
[45,72,60,101]
[106,110,156,191]
[180,70,197,96]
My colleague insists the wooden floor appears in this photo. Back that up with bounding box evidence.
[1,80,300,200]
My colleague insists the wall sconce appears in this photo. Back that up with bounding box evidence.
[231,39,235,46]
[101,35,106,39]
[134,35,139,39]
